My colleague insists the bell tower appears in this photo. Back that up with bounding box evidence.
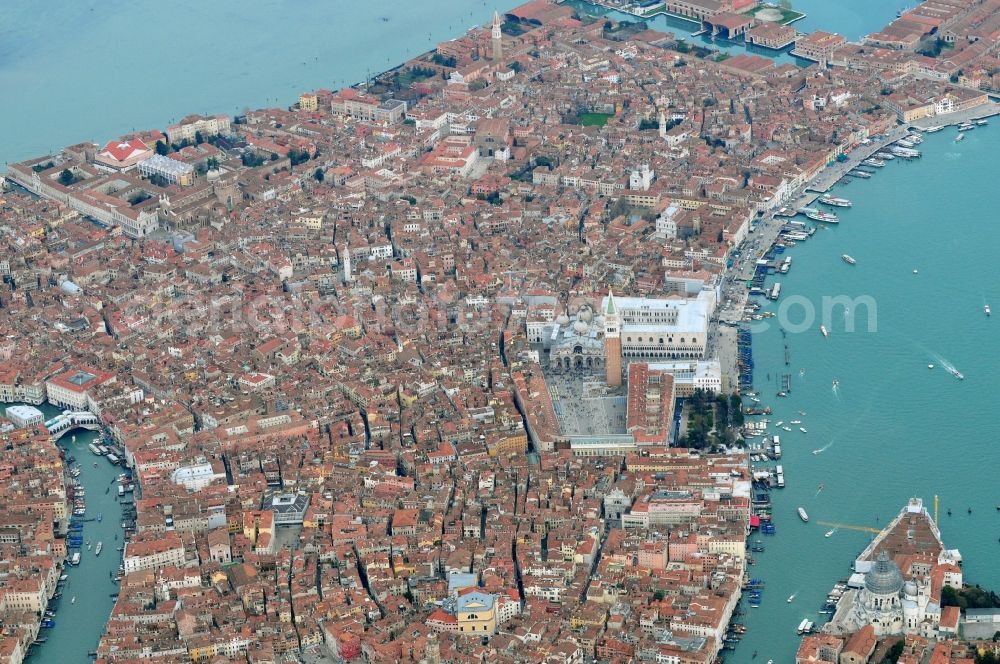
[605,289,622,387]
[492,11,503,61]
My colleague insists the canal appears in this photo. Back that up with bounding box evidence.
[4,402,127,664]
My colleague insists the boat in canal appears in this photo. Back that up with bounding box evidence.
[95,541,103,556]
[797,507,809,522]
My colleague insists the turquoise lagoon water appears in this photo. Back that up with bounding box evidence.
[0,0,495,165]
[732,125,1000,662]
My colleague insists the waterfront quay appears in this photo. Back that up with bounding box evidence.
[715,99,1000,363]
[725,123,1000,661]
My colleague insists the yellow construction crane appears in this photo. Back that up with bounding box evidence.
[816,521,881,534]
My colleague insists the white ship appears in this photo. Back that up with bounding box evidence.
[806,209,839,223]
[820,325,828,337]
[819,194,852,207]
[985,305,991,317]
[798,507,809,522]
[95,542,103,557]
[842,254,856,265]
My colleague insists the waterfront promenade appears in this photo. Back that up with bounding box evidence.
[711,101,1000,390]
[727,123,1000,661]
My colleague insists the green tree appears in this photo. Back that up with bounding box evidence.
[881,639,904,664]
[194,130,205,145]
[58,169,76,186]
[313,168,324,183]
[270,153,279,162]
[155,140,169,156]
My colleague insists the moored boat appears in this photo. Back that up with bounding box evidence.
[819,194,852,207]
[806,209,839,223]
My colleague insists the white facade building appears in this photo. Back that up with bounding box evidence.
[5,405,44,428]
[601,291,715,361]
[171,462,225,491]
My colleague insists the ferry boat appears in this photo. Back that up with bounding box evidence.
[95,541,103,557]
[948,367,965,380]
[846,169,872,179]
[922,125,945,133]
[820,325,828,337]
[842,254,856,265]
[819,194,852,207]
[88,443,102,455]
[806,209,839,223]
[985,305,991,317]
[955,133,965,142]
[975,118,988,126]
[861,158,885,168]
[70,552,80,566]
[958,122,975,131]
[874,151,895,160]
[797,507,809,522]
[896,138,916,148]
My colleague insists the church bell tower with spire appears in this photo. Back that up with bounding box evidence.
[492,11,503,61]
[605,289,622,387]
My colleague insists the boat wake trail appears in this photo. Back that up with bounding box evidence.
[928,352,963,378]
[812,439,835,456]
